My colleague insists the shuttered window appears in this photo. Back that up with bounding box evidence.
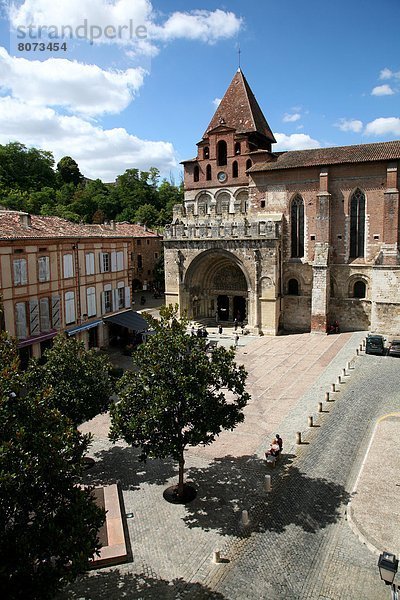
[117,251,124,271]
[51,296,61,329]
[65,291,76,324]
[100,253,110,273]
[85,252,95,275]
[63,254,74,278]
[13,258,27,285]
[29,299,40,336]
[38,256,50,282]
[15,302,27,338]
[86,287,96,317]
[39,298,50,331]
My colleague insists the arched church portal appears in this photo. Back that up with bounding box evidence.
[184,251,249,322]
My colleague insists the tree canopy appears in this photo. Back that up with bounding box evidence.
[0,333,105,600]
[110,306,250,498]
[0,142,183,227]
[25,334,114,426]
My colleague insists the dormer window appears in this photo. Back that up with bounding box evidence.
[194,165,200,182]
[217,140,227,166]
[235,142,241,155]
[203,146,209,159]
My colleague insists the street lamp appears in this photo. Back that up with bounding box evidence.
[378,552,398,599]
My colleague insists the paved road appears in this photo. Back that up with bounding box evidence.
[59,335,400,600]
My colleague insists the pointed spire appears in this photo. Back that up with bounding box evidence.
[204,69,276,144]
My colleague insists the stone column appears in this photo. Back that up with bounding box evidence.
[311,243,330,333]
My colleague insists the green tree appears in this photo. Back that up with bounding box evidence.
[110,306,249,499]
[26,335,114,426]
[0,333,105,600]
[0,142,56,191]
[134,203,159,227]
[56,156,83,186]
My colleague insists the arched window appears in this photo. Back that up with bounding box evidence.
[353,280,366,298]
[193,165,199,182]
[350,189,365,258]
[232,161,238,178]
[217,140,227,166]
[246,159,252,171]
[291,195,305,258]
[203,146,209,159]
[288,278,299,295]
[234,142,241,155]
[206,164,212,181]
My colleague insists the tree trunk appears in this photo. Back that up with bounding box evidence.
[177,453,185,497]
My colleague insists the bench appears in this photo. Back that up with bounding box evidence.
[265,451,281,468]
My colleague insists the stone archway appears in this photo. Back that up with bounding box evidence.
[183,250,250,323]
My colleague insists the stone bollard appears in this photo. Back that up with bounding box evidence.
[241,510,250,526]
[356,348,360,356]
[359,343,363,352]
[213,550,221,563]
[342,368,346,378]
[325,391,331,402]
[264,475,272,492]
[347,361,352,370]
[337,376,342,385]
[296,431,302,444]
[318,402,323,413]
[308,416,314,427]
[331,382,336,392]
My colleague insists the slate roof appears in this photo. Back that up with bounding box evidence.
[0,211,160,241]
[249,140,400,172]
[204,68,276,143]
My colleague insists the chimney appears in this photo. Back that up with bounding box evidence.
[110,220,116,230]
[20,213,32,228]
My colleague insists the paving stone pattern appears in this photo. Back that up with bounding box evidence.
[59,332,400,600]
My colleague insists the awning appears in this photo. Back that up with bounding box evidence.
[18,330,58,349]
[66,319,102,336]
[103,310,149,332]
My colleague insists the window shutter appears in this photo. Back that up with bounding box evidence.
[99,253,105,273]
[124,286,131,308]
[65,292,75,324]
[112,289,118,311]
[111,252,117,272]
[52,296,61,329]
[101,292,106,315]
[117,251,124,271]
[13,260,21,285]
[20,259,27,284]
[86,253,95,275]
[63,254,73,278]
[40,298,50,331]
[29,299,40,335]
[87,287,96,317]
[38,257,50,282]
[15,302,27,338]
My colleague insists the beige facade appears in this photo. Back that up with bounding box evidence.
[164,69,400,335]
[0,211,157,361]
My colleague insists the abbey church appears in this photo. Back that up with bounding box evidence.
[164,69,400,335]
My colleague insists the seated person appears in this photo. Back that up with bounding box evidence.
[265,438,280,458]
[275,434,283,452]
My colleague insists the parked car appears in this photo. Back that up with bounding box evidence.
[365,334,386,355]
[388,339,400,357]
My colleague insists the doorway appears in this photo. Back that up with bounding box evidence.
[233,296,246,322]
[217,295,229,321]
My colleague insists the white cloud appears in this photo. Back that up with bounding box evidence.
[335,118,363,133]
[212,97,222,108]
[150,9,242,44]
[0,96,177,180]
[371,84,395,96]
[283,112,301,123]
[273,133,320,151]
[379,68,393,80]
[0,48,145,117]
[364,117,400,137]
[9,1,242,50]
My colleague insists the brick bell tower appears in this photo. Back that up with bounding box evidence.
[182,68,276,191]
[164,69,283,335]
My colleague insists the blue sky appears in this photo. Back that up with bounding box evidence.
[0,0,399,182]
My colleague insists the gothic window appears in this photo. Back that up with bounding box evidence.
[288,278,299,295]
[350,189,365,258]
[353,280,366,298]
[234,142,241,155]
[291,195,305,258]
[232,161,238,178]
[203,146,209,159]
[194,165,199,182]
[246,159,252,171]
[217,140,227,166]
[206,164,212,181]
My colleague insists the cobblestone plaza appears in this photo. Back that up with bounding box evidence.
[60,330,400,600]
